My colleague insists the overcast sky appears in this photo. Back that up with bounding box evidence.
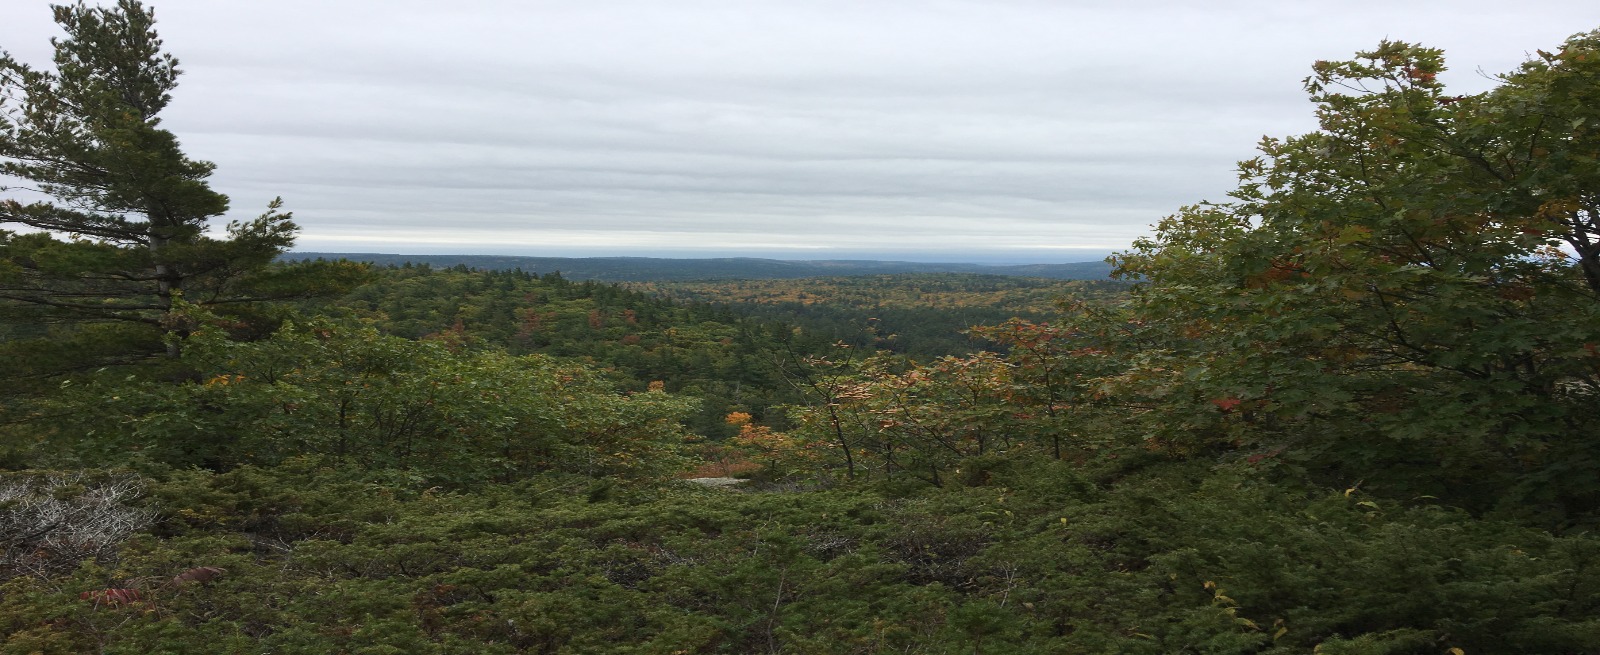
[3,1,1596,263]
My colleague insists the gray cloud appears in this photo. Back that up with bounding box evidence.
[3,0,1597,261]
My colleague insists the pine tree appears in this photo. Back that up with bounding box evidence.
[0,1,364,371]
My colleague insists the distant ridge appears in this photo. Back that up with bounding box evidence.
[284,253,1114,282]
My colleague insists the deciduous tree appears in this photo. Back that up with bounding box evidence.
[1112,34,1600,523]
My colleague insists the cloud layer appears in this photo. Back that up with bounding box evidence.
[3,1,1596,262]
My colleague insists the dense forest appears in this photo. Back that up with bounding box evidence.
[631,275,1129,358]
[2,3,1599,654]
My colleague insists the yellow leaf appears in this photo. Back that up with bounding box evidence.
[1448,649,1465,655]
[1274,626,1288,641]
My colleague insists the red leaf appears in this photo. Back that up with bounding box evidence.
[1211,397,1243,412]
[81,588,142,606]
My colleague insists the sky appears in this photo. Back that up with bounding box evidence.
[2,1,1597,264]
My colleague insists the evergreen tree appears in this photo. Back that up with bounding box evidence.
[0,0,363,371]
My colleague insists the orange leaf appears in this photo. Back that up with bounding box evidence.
[1211,397,1242,411]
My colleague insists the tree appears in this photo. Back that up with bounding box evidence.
[22,316,696,481]
[1109,33,1600,524]
[0,1,364,368]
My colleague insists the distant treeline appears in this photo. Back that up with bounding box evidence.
[283,253,1115,281]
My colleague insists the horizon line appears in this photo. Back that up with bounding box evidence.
[284,250,1118,266]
